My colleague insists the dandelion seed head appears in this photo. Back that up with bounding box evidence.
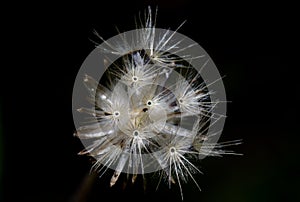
[72,6,241,200]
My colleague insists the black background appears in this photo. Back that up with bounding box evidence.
[1,1,299,201]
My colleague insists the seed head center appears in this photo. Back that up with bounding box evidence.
[113,111,120,117]
[170,147,176,154]
[132,76,138,82]
[133,130,139,137]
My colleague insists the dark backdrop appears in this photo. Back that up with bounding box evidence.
[1,1,298,202]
